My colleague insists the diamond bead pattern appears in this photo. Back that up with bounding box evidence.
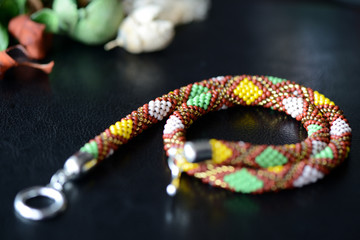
[311,140,327,156]
[233,78,263,105]
[210,139,233,164]
[307,124,322,137]
[255,147,288,168]
[163,116,184,134]
[189,84,209,99]
[313,91,335,106]
[187,92,212,110]
[282,97,304,118]
[330,118,351,136]
[313,146,334,159]
[224,169,264,193]
[148,100,172,121]
[293,165,324,187]
[109,119,133,139]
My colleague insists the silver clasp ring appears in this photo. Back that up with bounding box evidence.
[14,186,66,221]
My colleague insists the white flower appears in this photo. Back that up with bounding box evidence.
[106,0,211,53]
[105,5,175,53]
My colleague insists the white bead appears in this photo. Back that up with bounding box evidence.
[330,118,351,136]
[311,140,327,156]
[149,100,172,119]
[163,116,184,134]
[293,165,324,187]
[282,97,303,118]
[212,76,224,81]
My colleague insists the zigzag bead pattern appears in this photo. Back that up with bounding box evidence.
[77,75,351,194]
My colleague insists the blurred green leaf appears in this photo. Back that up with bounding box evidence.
[31,8,60,33]
[52,0,78,33]
[0,0,20,24]
[0,23,9,51]
[14,0,26,14]
[70,0,123,45]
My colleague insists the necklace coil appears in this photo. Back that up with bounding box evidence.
[14,75,352,220]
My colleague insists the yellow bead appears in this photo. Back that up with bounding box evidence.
[110,125,117,135]
[233,78,263,104]
[267,165,284,173]
[210,139,233,164]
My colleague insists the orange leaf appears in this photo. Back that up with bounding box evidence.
[21,61,54,74]
[0,51,18,79]
[8,15,52,59]
[0,45,54,80]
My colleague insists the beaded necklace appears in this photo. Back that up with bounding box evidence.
[14,75,352,220]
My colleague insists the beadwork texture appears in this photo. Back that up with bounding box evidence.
[78,75,351,194]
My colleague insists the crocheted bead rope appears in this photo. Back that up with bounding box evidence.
[79,75,351,194]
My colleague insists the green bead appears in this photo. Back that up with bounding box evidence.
[80,141,98,158]
[267,76,285,84]
[307,124,322,137]
[224,169,264,193]
[187,92,212,110]
[255,147,288,168]
[190,84,209,98]
[314,146,333,159]
[188,86,212,110]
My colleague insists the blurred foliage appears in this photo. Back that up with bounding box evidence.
[31,0,123,45]
[0,0,27,50]
[0,0,124,50]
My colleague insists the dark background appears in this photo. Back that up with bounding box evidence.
[1,0,360,239]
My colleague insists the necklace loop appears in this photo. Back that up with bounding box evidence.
[14,75,351,220]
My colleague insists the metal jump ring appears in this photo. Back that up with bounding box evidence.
[14,186,66,221]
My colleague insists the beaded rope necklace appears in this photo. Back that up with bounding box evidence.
[14,75,352,220]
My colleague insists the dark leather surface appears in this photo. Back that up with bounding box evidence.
[1,1,360,239]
